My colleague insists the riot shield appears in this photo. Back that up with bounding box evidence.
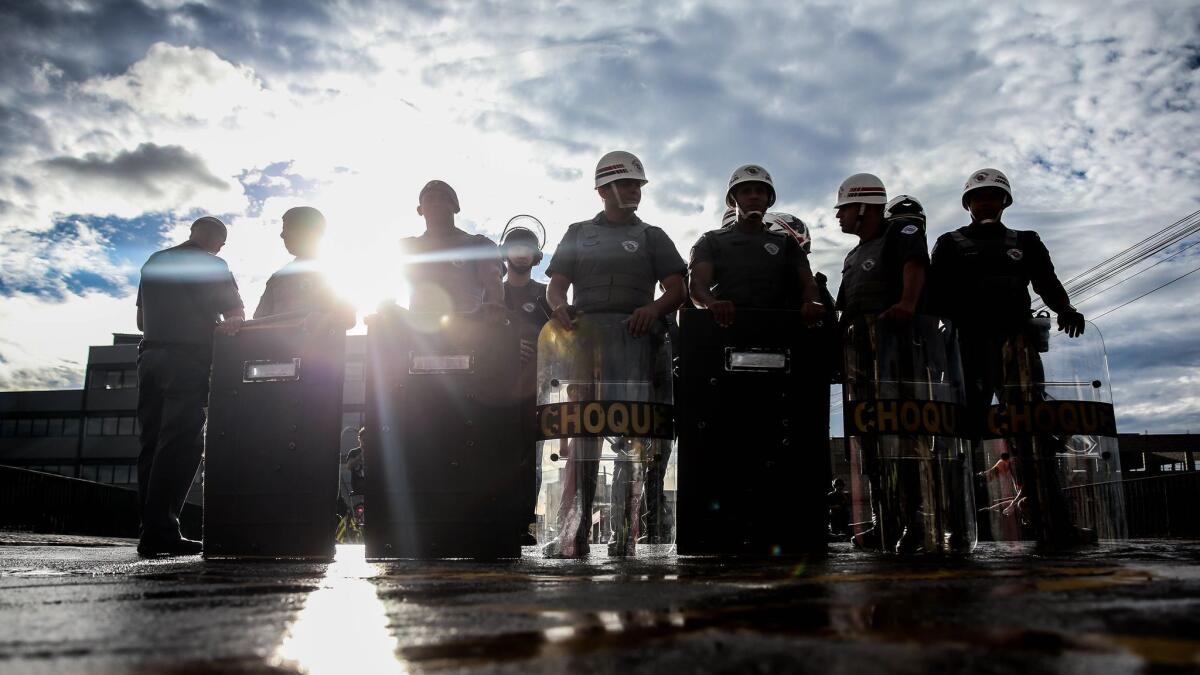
[676,308,830,556]
[534,313,675,559]
[364,309,524,559]
[974,320,1126,544]
[204,317,346,559]
[843,316,976,555]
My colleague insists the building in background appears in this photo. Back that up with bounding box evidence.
[0,334,367,502]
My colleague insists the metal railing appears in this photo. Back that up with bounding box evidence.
[0,465,201,539]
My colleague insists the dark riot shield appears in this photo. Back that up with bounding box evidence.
[364,310,523,559]
[843,316,977,555]
[676,309,830,556]
[204,317,346,559]
[972,320,1126,544]
[534,313,675,559]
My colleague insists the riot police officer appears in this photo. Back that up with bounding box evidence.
[400,180,505,317]
[254,206,355,329]
[501,216,550,544]
[689,165,824,327]
[135,216,244,556]
[542,150,686,557]
[834,174,932,553]
[835,173,928,322]
[545,151,686,333]
[929,168,1087,545]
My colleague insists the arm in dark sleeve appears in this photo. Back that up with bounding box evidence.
[791,241,819,304]
[213,260,245,318]
[648,227,687,281]
[473,236,506,309]
[253,275,275,320]
[894,227,930,267]
[1026,232,1072,312]
[687,234,719,308]
[544,224,578,280]
[927,234,957,316]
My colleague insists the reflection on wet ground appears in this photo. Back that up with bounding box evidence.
[1,539,1199,673]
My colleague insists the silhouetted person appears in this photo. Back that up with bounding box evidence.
[135,216,244,556]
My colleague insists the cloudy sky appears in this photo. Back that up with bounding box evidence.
[0,0,1197,433]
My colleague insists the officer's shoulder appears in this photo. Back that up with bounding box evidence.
[467,232,499,247]
[1012,229,1043,243]
[702,227,734,238]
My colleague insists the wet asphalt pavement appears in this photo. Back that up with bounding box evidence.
[1,535,1199,674]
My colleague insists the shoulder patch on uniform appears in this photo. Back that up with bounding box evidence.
[622,240,639,253]
[764,242,780,255]
[1007,248,1024,261]
[901,224,919,235]
[522,302,537,313]
[862,258,876,271]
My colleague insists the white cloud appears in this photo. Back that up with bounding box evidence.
[81,42,269,123]
[0,2,1196,431]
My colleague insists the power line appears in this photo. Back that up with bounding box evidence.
[1035,208,1200,311]
[1074,239,1200,307]
[1091,264,1200,322]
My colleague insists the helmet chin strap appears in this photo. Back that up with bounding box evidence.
[845,203,865,235]
[610,185,639,211]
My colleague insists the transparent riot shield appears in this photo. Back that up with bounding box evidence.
[534,313,675,559]
[843,316,976,555]
[974,319,1126,545]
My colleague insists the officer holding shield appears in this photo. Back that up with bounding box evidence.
[688,164,825,327]
[541,150,686,557]
[254,206,355,330]
[135,216,244,556]
[401,180,506,318]
[545,151,687,334]
[501,216,550,544]
[930,168,1088,546]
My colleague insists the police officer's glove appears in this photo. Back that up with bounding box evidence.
[1057,308,1085,338]
[708,300,735,328]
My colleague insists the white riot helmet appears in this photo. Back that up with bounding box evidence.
[885,194,923,219]
[725,164,776,209]
[961,168,1013,209]
[720,206,738,229]
[764,212,811,254]
[835,173,887,208]
[594,151,648,189]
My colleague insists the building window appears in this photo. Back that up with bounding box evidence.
[80,465,98,481]
[63,418,80,436]
[30,419,49,437]
[345,359,365,382]
[89,368,138,390]
[118,417,134,436]
[16,419,31,436]
[0,419,15,437]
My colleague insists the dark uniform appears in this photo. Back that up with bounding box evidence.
[930,222,1074,540]
[504,277,549,533]
[688,227,809,308]
[545,212,686,552]
[836,220,929,321]
[837,220,930,551]
[253,259,349,319]
[400,229,503,313]
[136,241,243,546]
[547,213,686,314]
